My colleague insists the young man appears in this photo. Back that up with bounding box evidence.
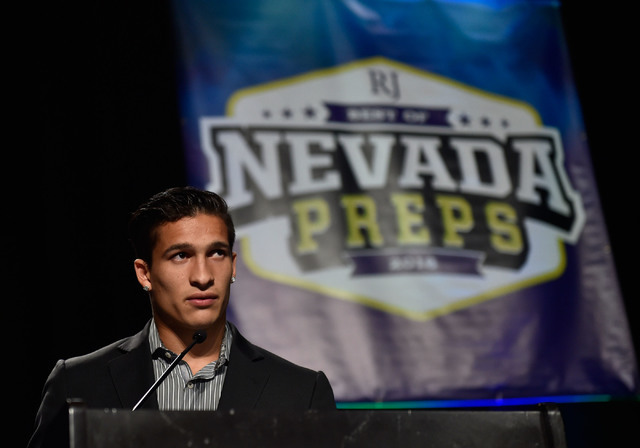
[29,186,336,448]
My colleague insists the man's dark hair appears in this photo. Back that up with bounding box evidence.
[128,186,236,264]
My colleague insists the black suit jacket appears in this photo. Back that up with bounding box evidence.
[28,321,336,448]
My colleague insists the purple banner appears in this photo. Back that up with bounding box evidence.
[171,0,638,403]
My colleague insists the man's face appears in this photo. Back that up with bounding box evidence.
[135,213,236,335]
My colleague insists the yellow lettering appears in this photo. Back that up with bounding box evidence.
[390,193,431,245]
[486,202,523,254]
[291,197,331,253]
[435,195,474,247]
[341,195,384,248]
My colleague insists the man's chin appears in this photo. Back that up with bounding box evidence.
[186,312,226,332]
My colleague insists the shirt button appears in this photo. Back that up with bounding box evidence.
[164,352,172,359]
[187,382,194,389]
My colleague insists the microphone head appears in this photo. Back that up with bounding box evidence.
[193,330,207,344]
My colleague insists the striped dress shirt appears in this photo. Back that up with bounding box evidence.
[148,320,232,410]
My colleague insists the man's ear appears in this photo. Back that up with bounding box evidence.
[232,252,237,279]
[134,259,151,290]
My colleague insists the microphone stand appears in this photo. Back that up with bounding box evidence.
[133,330,207,411]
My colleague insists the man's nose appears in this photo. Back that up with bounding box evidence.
[190,257,214,288]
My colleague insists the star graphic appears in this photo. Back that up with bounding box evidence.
[304,106,316,119]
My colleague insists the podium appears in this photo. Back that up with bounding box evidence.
[68,402,567,447]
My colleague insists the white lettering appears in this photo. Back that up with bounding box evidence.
[338,133,394,188]
[286,132,341,195]
[201,124,577,225]
[449,137,511,197]
[513,138,570,215]
[398,135,457,191]
[215,130,283,208]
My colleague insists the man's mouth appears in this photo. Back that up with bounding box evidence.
[186,293,218,307]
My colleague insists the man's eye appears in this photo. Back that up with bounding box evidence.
[172,252,188,260]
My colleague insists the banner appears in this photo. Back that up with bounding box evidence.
[171,0,638,403]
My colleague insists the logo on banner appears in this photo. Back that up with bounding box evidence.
[199,57,584,319]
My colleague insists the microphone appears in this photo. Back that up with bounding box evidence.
[133,330,207,411]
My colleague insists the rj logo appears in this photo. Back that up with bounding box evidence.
[369,69,400,100]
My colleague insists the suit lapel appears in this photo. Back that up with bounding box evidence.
[104,321,268,410]
[217,323,270,410]
[108,321,158,410]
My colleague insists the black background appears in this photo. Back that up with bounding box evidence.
[18,1,638,446]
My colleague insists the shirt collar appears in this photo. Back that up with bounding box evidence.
[149,319,232,367]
